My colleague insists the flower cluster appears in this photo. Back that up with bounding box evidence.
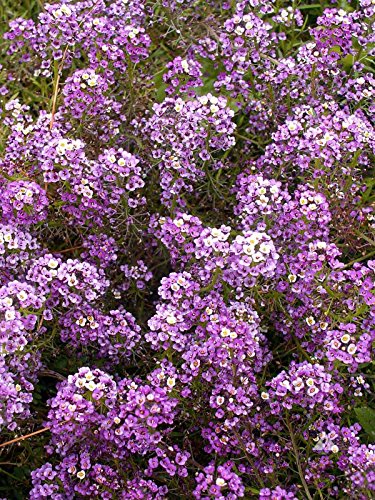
[145,94,236,205]
[0,0,374,498]
[59,306,141,362]
[30,367,180,497]
[193,461,245,499]
[0,180,49,225]
[265,361,343,415]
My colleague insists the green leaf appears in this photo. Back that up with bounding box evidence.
[355,407,375,440]
[246,486,260,494]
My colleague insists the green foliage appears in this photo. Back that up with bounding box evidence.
[355,407,375,441]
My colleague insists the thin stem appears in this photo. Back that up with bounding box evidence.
[39,369,66,381]
[233,430,265,488]
[0,427,50,448]
[260,53,282,66]
[50,46,69,130]
[341,249,375,269]
[199,267,222,294]
[0,467,28,484]
[314,480,324,500]
[55,244,83,254]
[285,415,313,500]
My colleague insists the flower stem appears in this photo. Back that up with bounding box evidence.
[285,414,313,500]
[0,427,50,448]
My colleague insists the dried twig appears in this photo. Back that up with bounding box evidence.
[0,427,50,449]
[49,45,69,130]
[55,244,83,254]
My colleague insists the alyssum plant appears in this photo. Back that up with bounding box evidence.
[0,0,374,498]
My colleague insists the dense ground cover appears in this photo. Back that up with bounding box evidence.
[0,0,374,498]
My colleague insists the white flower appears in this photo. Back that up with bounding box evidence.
[76,317,87,327]
[82,186,93,199]
[347,344,357,355]
[5,310,15,321]
[174,100,184,112]
[166,315,177,325]
[307,386,319,396]
[61,5,72,16]
[287,121,299,131]
[181,59,189,72]
[17,290,28,302]
[247,233,261,245]
[221,327,231,338]
[216,478,227,487]
[68,275,78,287]
[253,252,264,262]
[175,277,185,287]
[292,378,304,392]
[330,339,340,350]
[199,96,208,105]
[86,381,97,391]
[234,26,244,35]
[167,377,176,388]
[3,297,13,307]
[48,258,59,269]
[258,195,269,204]
[243,244,254,256]
[281,380,291,390]
[52,8,63,18]
[340,334,350,344]
[259,242,271,254]
[77,470,86,480]
[216,396,225,406]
